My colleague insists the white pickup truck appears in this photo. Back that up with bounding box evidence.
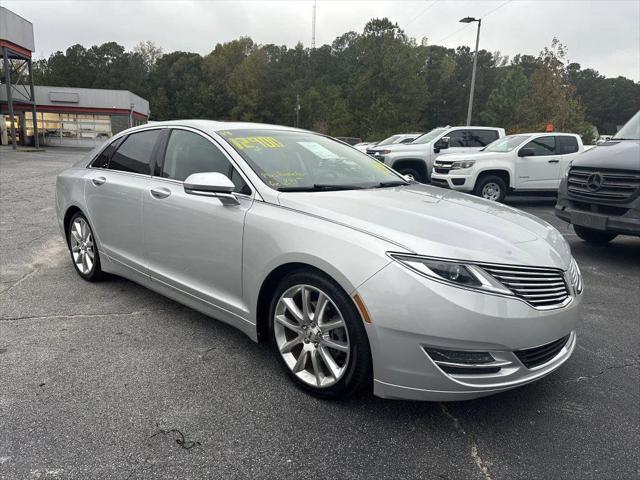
[430,132,585,202]
[366,126,506,182]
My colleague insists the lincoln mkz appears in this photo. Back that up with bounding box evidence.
[56,121,582,400]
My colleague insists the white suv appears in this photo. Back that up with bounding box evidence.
[430,133,584,202]
[367,126,506,182]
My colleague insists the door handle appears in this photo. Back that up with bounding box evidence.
[548,159,559,164]
[91,176,106,186]
[150,187,171,199]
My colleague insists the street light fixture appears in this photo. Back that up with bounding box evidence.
[459,16,481,126]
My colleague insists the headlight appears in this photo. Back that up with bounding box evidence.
[389,254,512,295]
[450,160,475,170]
[376,150,391,155]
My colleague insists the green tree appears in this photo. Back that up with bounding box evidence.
[481,66,529,131]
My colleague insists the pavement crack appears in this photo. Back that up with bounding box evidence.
[2,266,41,294]
[150,424,201,450]
[563,358,640,383]
[440,404,493,480]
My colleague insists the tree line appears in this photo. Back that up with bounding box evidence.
[33,18,640,142]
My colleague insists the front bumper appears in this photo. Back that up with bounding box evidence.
[356,260,581,401]
[555,175,640,236]
[430,173,473,191]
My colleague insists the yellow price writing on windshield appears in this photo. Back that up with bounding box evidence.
[229,136,285,150]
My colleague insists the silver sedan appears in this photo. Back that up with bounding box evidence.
[56,121,582,401]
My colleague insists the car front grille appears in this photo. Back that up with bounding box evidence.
[480,264,570,309]
[567,167,640,202]
[514,334,570,369]
[433,160,453,174]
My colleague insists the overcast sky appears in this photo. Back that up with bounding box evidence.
[5,0,640,80]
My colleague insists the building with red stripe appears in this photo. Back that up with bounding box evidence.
[1,6,149,148]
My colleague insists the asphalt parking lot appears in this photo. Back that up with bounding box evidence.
[1,146,638,480]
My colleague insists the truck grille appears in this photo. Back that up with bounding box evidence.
[567,167,640,202]
[515,334,570,369]
[480,264,570,309]
[433,159,454,174]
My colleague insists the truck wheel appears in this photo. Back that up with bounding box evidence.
[573,225,618,244]
[397,167,425,183]
[474,175,506,202]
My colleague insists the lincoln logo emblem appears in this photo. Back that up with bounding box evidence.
[586,172,604,192]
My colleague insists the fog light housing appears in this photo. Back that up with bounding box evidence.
[425,348,494,364]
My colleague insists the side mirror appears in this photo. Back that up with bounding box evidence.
[184,172,239,204]
[434,136,450,153]
[518,148,535,157]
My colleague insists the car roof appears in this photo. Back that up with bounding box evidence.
[130,119,306,134]
[505,132,580,136]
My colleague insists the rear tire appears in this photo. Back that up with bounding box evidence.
[573,225,618,244]
[67,212,104,281]
[474,175,507,202]
[268,270,372,399]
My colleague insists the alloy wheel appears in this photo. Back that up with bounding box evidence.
[273,285,350,388]
[70,217,95,274]
[481,182,502,201]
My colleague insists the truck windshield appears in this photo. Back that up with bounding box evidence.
[220,129,406,191]
[483,135,531,152]
[613,110,640,140]
[412,128,448,144]
[377,135,401,146]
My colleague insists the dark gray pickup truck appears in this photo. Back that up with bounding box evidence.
[556,111,640,244]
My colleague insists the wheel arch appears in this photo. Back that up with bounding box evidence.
[63,205,84,246]
[255,260,356,343]
[476,169,511,189]
[390,158,429,182]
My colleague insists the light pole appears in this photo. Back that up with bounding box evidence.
[460,16,481,126]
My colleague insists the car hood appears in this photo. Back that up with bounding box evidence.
[572,140,640,170]
[435,151,511,161]
[278,184,571,269]
[369,142,425,152]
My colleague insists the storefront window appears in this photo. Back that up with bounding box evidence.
[25,112,113,146]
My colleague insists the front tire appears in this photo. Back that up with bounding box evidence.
[67,212,104,281]
[397,167,425,183]
[269,270,372,399]
[474,175,507,202]
[573,225,618,244]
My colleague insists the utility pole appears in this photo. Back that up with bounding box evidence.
[311,0,317,49]
[459,17,481,126]
[295,93,300,128]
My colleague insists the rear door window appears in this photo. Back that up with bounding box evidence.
[447,130,466,147]
[468,129,499,147]
[91,137,123,168]
[109,129,161,174]
[521,136,557,156]
[557,136,579,154]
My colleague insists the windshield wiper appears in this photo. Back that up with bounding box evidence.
[277,184,366,192]
[375,181,409,188]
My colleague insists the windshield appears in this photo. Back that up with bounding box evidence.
[412,127,448,144]
[483,135,531,152]
[220,129,406,191]
[376,135,401,146]
[613,110,640,140]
